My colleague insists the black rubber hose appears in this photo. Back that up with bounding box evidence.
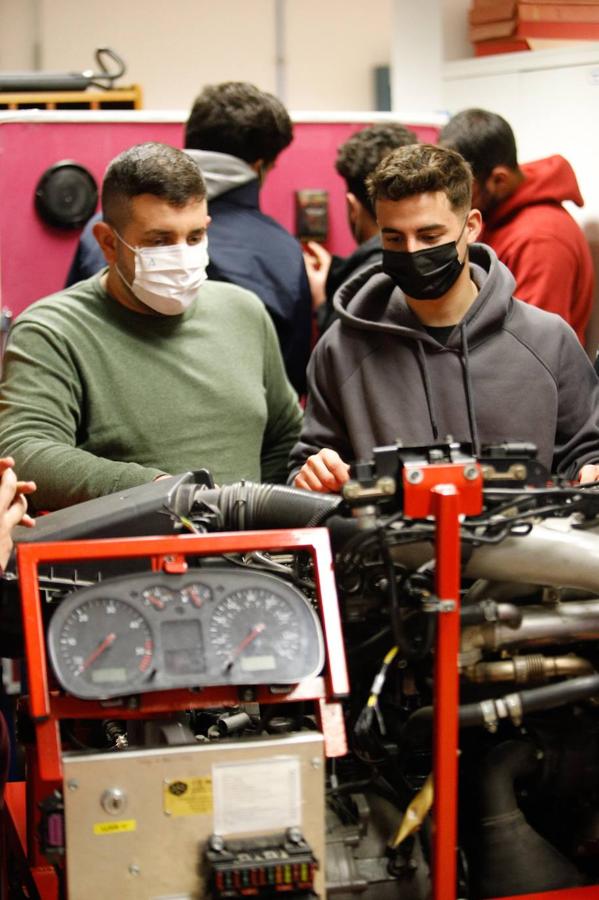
[460,601,522,628]
[478,740,538,818]
[475,740,584,897]
[402,673,599,744]
[193,482,344,530]
[519,673,599,715]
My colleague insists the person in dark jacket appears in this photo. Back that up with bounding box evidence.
[304,122,418,335]
[439,109,593,345]
[289,144,599,491]
[65,83,312,396]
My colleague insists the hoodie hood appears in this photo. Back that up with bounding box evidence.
[484,155,584,230]
[333,242,516,351]
[184,149,257,201]
[332,242,517,454]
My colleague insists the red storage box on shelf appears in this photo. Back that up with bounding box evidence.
[469,0,599,55]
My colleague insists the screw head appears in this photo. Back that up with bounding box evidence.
[128,863,140,876]
[406,468,423,484]
[67,779,79,791]
[101,787,126,816]
[463,465,479,481]
[209,834,226,852]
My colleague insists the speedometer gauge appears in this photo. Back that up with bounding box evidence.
[208,587,305,678]
[49,596,154,699]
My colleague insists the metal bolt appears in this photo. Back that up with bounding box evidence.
[378,476,396,495]
[463,465,479,481]
[287,827,303,844]
[209,834,225,852]
[310,757,322,769]
[101,787,127,816]
[128,863,140,877]
[343,482,360,500]
[67,779,79,791]
[406,468,423,484]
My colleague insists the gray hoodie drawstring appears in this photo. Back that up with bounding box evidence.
[415,341,440,440]
[460,322,481,456]
[415,327,480,454]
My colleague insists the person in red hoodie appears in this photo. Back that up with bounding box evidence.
[439,108,594,345]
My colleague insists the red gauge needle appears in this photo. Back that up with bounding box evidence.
[224,623,266,672]
[78,633,117,674]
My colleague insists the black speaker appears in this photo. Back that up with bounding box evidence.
[34,160,98,229]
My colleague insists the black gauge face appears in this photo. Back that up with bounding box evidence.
[208,587,302,675]
[180,583,212,608]
[48,568,325,698]
[142,585,177,611]
[54,597,153,697]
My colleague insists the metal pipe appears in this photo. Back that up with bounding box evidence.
[461,599,599,658]
[462,654,594,685]
[391,517,599,595]
[463,518,599,593]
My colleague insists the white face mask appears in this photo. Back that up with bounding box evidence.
[115,233,209,315]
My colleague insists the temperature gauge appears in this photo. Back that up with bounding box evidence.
[142,585,177,611]
[180,583,212,608]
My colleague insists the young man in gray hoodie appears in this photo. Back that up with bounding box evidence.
[289,143,599,491]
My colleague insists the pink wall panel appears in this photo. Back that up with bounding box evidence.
[0,120,184,316]
[262,122,440,258]
[0,118,439,317]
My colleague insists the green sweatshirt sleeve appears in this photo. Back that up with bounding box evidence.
[259,312,303,484]
[0,321,164,511]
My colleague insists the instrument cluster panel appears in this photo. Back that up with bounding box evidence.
[48,567,324,700]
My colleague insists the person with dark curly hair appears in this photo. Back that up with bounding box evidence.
[289,144,599,490]
[304,122,418,335]
[65,83,312,395]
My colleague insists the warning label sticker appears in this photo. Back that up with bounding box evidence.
[93,819,137,835]
[163,776,213,817]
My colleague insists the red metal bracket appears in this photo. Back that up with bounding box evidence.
[403,462,483,900]
[17,528,349,783]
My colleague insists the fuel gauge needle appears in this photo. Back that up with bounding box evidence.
[77,633,117,674]
[223,623,266,673]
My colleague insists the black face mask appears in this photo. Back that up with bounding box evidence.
[382,220,468,301]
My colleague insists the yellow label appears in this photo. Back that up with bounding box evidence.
[163,776,213,817]
[93,819,137,835]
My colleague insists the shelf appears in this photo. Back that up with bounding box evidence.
[0,85,143,111]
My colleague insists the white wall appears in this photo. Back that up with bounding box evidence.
[442,0,472,61]
[0,0,38,69]
[284,0,391,110]
[443,44,599,352]
[0,0,393,111]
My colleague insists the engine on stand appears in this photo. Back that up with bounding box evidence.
[4,441,599,899]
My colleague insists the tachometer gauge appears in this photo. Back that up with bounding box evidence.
[49,596,154,699]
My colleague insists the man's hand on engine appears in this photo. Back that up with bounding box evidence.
[294,448,350,493]
[0,457,36,570]
[578,463,599,484]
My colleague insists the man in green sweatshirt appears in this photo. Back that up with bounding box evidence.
[0,143,302,511]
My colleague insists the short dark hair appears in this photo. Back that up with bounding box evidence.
[367,143,472,213]
[335,123,419,215]
[438,108,519,182]
[102,142,206,229]
[185,81,293,166]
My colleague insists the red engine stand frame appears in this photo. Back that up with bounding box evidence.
[5,527,349,900]
[402,460,599,900]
